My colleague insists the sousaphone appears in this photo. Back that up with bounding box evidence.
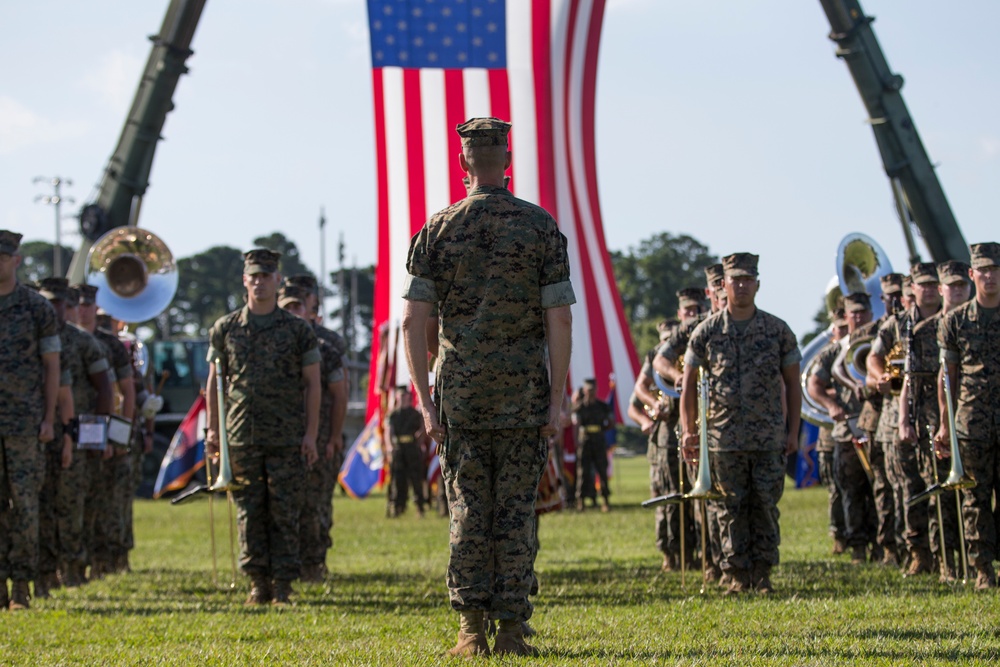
[85,226,178,323]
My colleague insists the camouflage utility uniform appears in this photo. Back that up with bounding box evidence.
[939,300,1000,570]
[55,321,109,577]
[641,354,694,566]
[812,338,875,554]
[873,307,936,560]
[816,426,845,546]
[658,314,723,571]
[851,317,897,562]
[87,327,133,573]
[299,325,345,576]
[0,284,60,587]
[911,312,961,568]
[403,182,575,623]
[686,308,800,582]
[208,306,319,582]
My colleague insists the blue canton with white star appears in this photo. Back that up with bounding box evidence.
[368,0,507,69]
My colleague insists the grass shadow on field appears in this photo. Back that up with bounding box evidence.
[540,641,995,663]
[536,557,962,605]
[54,568,447,616]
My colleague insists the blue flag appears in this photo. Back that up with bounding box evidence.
[795,421,820,489]
[338,415,385,499]
[153,394,206,498]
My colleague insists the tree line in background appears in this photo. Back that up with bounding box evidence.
[17,230,825,372]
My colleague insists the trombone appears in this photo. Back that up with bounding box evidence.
[905,364,973,582]
[684,368,722,593]
[209,358,241,587]
[906,363,975,504]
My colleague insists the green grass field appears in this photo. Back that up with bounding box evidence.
[4,456,999,666]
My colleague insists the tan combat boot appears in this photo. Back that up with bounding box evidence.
[272,579,293,606]
[904,548,933,577]
[447,610,490,658]
[975,563,997,590]
[244,576,272,606]
[752,563,774,595]
[493,619,539,657]
[9,581,31,610]
[850,545,867,566]
[723,568,751,596]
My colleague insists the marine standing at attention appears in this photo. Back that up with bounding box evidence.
[681,252,801,595]
[0,231,61,611]
[401,117,574,657]
[937,242,1000,590]
[205,249,321,606]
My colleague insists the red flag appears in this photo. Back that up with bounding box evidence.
[364,0,638,422]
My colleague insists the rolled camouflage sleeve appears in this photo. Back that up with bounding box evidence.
[298,324,320,367]
[403,227,439,302]
[540,225,576,309]
[39,335,61,355]
[779,323,802,368]
[684,322,708,369]
[939,311,960,365]
[302,346,321,368]
[207,321,224,364]
[811,344,835,383]
[871,318,894,357]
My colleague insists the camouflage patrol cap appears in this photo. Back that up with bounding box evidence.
[278,283,311,308]
[657,318,679,341]
[722,253,759,279]
[703,263,724,287]
[38,277,70,301]
[456,117,511,147]
[677,287,705,309]
[937,260,970,285]
[910,262,939,285]
[286,274,318,293]
[243,248,281,275]
[73,283,98,304]
[902,275,913,297]
[66,286,80,305]
[0,230,22,255]
[843,292,872,313]
[831,307,847,327]
[880,273,904,296]
[970,242,1000,270]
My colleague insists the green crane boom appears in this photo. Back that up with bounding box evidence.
[818,0,968,263]
[68,0,207,282]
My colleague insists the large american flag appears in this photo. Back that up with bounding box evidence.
[365,0,638,420]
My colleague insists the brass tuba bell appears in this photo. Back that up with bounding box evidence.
[85,226,178,323]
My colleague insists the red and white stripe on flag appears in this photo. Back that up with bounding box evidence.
[365,0,638,422]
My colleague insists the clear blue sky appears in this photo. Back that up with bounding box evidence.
[2,0,997,337]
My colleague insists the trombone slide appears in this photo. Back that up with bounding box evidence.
[209,359,240,492]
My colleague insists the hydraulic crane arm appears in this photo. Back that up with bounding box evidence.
[818,0,968,263]
[68,0,207,282]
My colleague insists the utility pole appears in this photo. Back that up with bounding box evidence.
[350,256,358,365]
[318,206,326,320]
[33,176,74,276]
[338,233,347,352]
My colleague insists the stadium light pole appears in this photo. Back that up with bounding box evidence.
[33,175,74,277]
